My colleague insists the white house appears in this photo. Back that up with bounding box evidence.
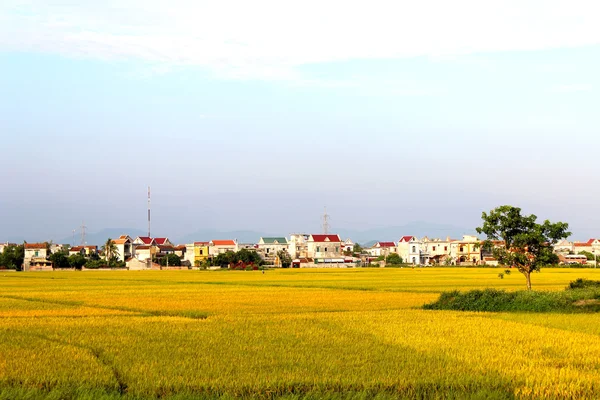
[23,243,52,271]
[397,236,423,265]
[257,237,289,263]
[209,240,239,256]
[113,235,134,261]
[421,237,452,264]
[288,234,310,259]
[369,241,397,257]
[342,239,355,253]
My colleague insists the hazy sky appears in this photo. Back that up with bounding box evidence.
[1,0,599,241]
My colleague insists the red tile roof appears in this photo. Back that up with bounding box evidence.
[212,240,236,246]
[399,236,415,243]
[136,237,154,245]
[587,239,597,245]
[154,238,169,245]
[574,243,592,247]
[24,243,46,249]
[377,242,396,248]
[174,245,186,250]
[310,234,342,243]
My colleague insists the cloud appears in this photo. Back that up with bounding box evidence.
[1,0,600,81]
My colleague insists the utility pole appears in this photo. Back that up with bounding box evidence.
[322,207,330,235]
[80,222,87,245]
[147,186,151,238]
[72,229,75,247]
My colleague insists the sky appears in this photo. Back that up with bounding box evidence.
[1,0,600,242]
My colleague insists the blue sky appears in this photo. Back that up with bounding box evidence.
[1,1,599,242]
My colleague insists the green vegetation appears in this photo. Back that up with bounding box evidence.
[385,253,403,265]
[477,205,570,290]
[424,279,600,313]
[212,249,263,268]
[158,253,182,267]
[0,244,24,270]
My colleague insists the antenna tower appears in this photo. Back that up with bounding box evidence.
[80,222,87,245]
[147,186,151,237]
[322,207,330,235]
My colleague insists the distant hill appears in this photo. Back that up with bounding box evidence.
[175,229,274,245]
[337,222,477,246]
[58,228,147,246]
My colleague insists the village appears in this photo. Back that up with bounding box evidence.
[2,234,598,271]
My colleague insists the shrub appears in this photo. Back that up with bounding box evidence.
[567,278,600,290]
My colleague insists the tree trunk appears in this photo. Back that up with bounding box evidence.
[525,270,532,290]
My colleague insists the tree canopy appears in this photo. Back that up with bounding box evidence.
[476,205,570,290]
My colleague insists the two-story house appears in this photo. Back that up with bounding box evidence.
[68,245,98,257]
[306,234,343,264]
[113,235,134,261]
[23,243,52,271]
[369,242,397,257]
[397,236,423,265]
[256,237,289,263]
[450,235,481,265]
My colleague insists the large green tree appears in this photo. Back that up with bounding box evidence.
[476,205,570,290]
[0,244,25,270]
[277,250,292,268]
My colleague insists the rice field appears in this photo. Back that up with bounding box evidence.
[1,268,600,399]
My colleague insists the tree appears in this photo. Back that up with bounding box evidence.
[353,244,363,253]
[49,252,69,269]
[102,238,119,263]
[277,250,292,268]
[386,253,403,265]
[68,254,87,270]
[476,205,570,290]
[0,244,25,270]
[159,254,181,267]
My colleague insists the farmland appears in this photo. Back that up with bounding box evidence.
[1,268,600,399]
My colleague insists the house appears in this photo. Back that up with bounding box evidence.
[23,243,51,271]
[421,237,452,264]
[288,234,310,259]
[209,240,238,256]
[369,242,397,257]
[0,242,17,254]
[154,237,173,246]
[134,245,156,261]
[306,234,344,264]
[256,237,289,263]
[113,235,134,261]
[185,242,210,266]
[450,235,481,265]
[133,236,156,246]
[68,245,98,257]
[397,236,423,265]
[342,239,355,253]
[573,239,600,255]
[174,245,186,258]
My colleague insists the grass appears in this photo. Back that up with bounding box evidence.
[1,268,600,399]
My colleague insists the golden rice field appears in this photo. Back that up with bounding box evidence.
[1,267,600,399]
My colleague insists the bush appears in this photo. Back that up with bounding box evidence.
[423,283,600,313]
[385,253,403,265]
[567,278,600,290]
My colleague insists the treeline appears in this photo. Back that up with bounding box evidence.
[48,251,126,270]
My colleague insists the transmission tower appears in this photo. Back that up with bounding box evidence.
[80,221,87,245]
[322,207,330,235]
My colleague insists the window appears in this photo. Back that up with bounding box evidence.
[412,246,416,253]
[266,248,270,254]
[324,247,328,252]
[336,247,339,252]
[35,251,39,257]
[199,249,203,255]
[444,246,447,251]
[432,246,436,251]
[317,246,320,252]
[460,247,464,252]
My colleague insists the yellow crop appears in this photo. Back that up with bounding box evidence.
[0,268,599,399]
